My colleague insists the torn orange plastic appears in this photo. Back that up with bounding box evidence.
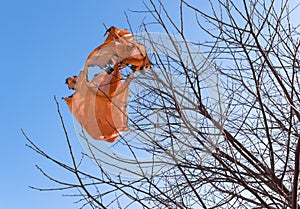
[87,26,151,71]
[64,26,151,142]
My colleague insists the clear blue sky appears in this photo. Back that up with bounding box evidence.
[1,0,300,208]
[0,0,155,208]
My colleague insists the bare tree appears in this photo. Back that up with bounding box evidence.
[24,0,300,208]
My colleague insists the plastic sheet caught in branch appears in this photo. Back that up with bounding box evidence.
[64,26,151,142]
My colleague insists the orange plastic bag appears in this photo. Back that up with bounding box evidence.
[64,26,150,142]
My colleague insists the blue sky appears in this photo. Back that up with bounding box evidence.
[0,0,155,208]
[1,0,300,208]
